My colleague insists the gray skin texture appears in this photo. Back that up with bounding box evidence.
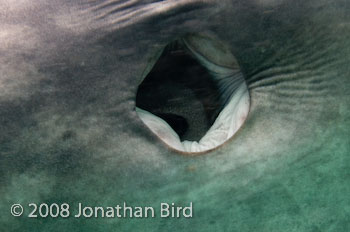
[1,0,349,231]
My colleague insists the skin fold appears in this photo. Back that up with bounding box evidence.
[0,0,349,231]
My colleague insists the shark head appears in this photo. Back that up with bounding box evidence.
[0,0,349,231]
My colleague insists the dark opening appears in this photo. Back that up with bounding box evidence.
[136,40,224,141]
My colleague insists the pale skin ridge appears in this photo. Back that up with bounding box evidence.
[136,82,249,153]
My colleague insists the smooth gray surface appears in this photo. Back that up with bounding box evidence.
[0,0,349,231]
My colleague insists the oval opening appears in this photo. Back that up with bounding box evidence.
[136,34,250,153]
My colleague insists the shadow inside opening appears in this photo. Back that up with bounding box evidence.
[136,40,224,141]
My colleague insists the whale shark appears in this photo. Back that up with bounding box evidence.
[0,0,349,231]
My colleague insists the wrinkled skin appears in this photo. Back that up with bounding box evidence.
[1,0,349,231]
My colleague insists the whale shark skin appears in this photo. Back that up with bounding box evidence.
[0,0,349,231]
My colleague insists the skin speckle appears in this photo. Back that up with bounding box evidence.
[0,1,349,231]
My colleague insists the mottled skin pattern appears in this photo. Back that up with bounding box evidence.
[0,0,349,231]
